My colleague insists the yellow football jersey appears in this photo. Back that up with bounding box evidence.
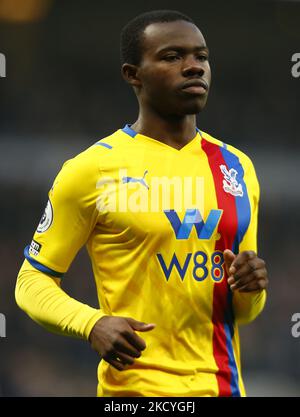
[24,125,266,396]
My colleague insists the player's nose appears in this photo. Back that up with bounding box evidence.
[182,56,205,78]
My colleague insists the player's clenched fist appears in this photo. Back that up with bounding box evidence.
[224,249,268,293]
[89,316,156,371]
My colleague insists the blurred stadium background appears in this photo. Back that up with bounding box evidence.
[0,0,300,396]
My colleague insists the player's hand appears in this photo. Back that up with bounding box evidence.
[89,316,156,371]
[223,249,268,293]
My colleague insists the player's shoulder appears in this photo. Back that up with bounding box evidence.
[92,128,130,151]
[50,130,124,197]
[201,130,255,169]
[59,129,125,173]
[74,129,123,161]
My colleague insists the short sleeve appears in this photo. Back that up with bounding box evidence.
[24,148,100,276]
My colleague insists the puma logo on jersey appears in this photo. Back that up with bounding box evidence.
[122,170,149,189]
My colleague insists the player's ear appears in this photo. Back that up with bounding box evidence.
[121,63,142,87]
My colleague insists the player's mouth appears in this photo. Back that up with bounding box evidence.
[180,79,208,95]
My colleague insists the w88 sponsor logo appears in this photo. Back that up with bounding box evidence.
[157,250,225,282]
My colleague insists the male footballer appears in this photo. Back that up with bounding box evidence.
[16,10,268,396]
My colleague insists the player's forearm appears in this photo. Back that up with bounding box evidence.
[232,289,266,325]
[15,259,105,340]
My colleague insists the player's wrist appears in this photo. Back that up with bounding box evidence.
[85,311,108,341]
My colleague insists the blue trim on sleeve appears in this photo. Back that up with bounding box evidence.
[122,124,138,138]
[24,246,64,278]
[95,142,113,149]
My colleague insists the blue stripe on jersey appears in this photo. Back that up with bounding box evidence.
[219,147,251,251]
[219,146,251,397]
[24,246,64,278]
[224,291,240,396]
[122,124,138,138]
[224,322,240,396]
[95,142,113,149]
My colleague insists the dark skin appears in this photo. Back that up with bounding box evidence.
[89,20,268,371]
[123,20,211,150]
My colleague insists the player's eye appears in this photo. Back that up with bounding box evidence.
[197,54,208,62]
[163,54,181,62]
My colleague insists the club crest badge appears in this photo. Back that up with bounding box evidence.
[220,164,243,197]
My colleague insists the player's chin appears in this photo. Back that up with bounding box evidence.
[183,101,207,115]
[180,96,208,114]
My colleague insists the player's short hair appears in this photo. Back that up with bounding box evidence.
[120,10,195,65]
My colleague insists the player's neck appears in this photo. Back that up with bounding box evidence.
[131,111,197,150]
